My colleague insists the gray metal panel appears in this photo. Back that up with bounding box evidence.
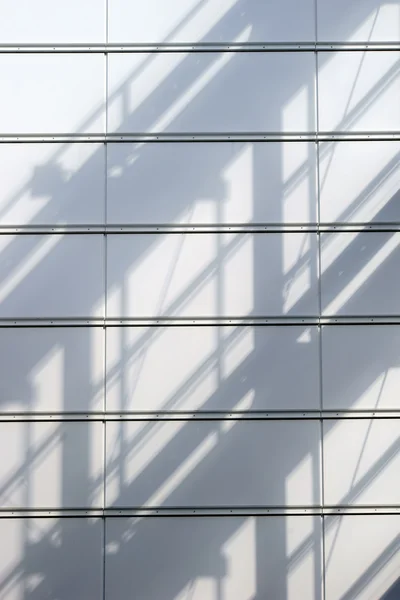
[106,232,319,318]
[0,421,104,508]
[105,420,321,507]
[317,51,400,133]
[0,54,105,134]
[0,0,105,43]
[107,52,316,134]
[106,141,317,225]
[323,419,400,506]
[105,516,323,600]
[324,515,400,600]
[0,143,106,226]
[106,325,320,412]
[0,235,105,319]
[322,325,400,411]
[108,0,316,44]
[317,0,400,43]
[0,518,103,600]
[320,232,400,316]
[0,327,104,413]
[319,141,400,224]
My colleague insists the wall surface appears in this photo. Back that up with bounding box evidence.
[0,1,399,599]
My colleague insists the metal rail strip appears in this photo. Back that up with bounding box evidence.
[0,42,399,53]
[0,506,398,517]
[0,410,398,422]
[1,316,400,327]
[0,132,399,142]
[1,223,400,234]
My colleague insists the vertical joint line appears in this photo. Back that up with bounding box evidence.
[103,2,108,600]
[314,2,326,597]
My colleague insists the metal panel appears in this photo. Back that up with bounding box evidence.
[0,143,106,226]
[105,420,321,507]
[317,51,400,133]
[324,515,400,600]
[105,516,322,600]
[322,325,400,411]
[0,54,105,134]
[319,141,400,224]
[106,232,319,318]
[0,235,105,319]
[0,518,103,600]
[320,232,400,316]
[108,0,316,44]
[0,328,104,413]
[0,0,105,43]
[0,421,104,508]
[107,52,316,134]
[323,419,400,506]
[106,142,317,225]
[106,325,320,412]
[317,0,400,43]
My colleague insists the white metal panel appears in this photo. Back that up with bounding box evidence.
[0,55,105,134]
[0,235,105,319]
[319,141,400,224]
[106,325,320,412]
[107,52,315,134]
[317,0,400,43]
[318,51,400,132]
[0,328,104,413]
[0,422,104,508]
[322,325,400,411]
[324,515,400,600]
[108,0,316,44]
[107,142,317,225]
[105,420,321,507]
[0,518,103,600]
[0,0,105,44]
[0,144,106,226]
[105,516,322,600]
[323,419,400,506]
[106,233,319,318]
[320,232,400,316]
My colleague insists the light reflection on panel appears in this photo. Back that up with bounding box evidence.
[0,55,105,134]
[108,0,316,44]
[107,142,317,225]
[322,326,400,411]
[106,325,320,412]
[105,516,322,600]
[319,141,400,224]
[0,0,105,43]
[317,0,400,43]
[107,52,315,134]
[0,235,105,319]
[320,232,400,316]
[0,422,104,509]
[106,233,319,318]
[323,419,400,506]
[318,51,400,132]
[0,518,103,600]
[0,144,106,226]
[324,515,400,600]
[0,328,104,413]
[105,420,320,507]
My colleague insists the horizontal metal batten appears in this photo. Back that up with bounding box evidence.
[2,223,400,234]
[0,506,398,518]
[0,42,399,53]
[0,132,399,143]
[0,410,398,422]
[2,316,400,327]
